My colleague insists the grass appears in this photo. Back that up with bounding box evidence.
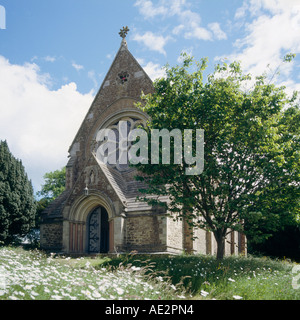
[0,246,299,300]
[96,253,300,300]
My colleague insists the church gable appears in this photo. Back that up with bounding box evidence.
[67,36,154,176]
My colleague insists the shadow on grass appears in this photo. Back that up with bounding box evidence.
[95,252,294,296]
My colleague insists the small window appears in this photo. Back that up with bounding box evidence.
[118,71,129,84]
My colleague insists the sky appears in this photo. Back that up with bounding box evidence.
[0,0,300,193]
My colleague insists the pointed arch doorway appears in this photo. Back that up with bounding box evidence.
[87,206,109,253]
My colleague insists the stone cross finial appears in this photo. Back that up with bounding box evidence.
[119,26,129,39]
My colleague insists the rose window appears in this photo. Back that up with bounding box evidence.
[94,117,145,171]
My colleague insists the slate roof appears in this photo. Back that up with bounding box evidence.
[41,190,71,221]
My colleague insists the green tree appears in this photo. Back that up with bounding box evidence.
[135,55,299,260]
[35,167,66,228]
[244,104,300,244]
[37,167,66,201]
[0,140,36,244]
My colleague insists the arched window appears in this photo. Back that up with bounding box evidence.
[95,116,145,171]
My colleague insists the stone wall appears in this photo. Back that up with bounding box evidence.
[125,214,166,252]
[193,227,207,254]
[166,216,183,254]
[40,222,63,251]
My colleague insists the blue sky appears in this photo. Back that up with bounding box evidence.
[0,0,300,193]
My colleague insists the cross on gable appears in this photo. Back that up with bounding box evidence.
[119,26,129,39]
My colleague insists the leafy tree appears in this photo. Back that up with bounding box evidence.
[134,54,299,260]
[0,140,36,244]
[37,167,66,201]
[244,104,300,244]
[35,167,66,227]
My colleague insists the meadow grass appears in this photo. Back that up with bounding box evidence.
[0,246,185,300]
[0,246,299,300]
[96,252,300,300]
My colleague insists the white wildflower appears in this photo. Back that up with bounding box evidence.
[233,295,243,300]
[131,266,141,271]
[81,289,92,298]
[200,290,209,297]
[92,291,101,298]
[88,285,96,291]
[24,284,34,290]
[116,287,124,295]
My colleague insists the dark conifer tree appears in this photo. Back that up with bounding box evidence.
[0,140,36,244]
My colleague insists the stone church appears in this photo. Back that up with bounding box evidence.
[40,28,246,256]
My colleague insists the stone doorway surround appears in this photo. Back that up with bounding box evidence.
[64,191,117,254]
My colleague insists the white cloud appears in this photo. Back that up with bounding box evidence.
[134,0,187,19]
[143,61,166,81]
[106,52,115,60]
[87,70,98,93]
[208,23,227,40]
[235,1,249,19]
[137,58,166,81]
[72,62,84,71]
[31,56,38,62]
[43,56,56,63]
[247,0,300,16]
[135,0,227,42]
[133,31,171,55]
[134,0,168,19]
[185,26,212,41]
[172,24,185,35]
[227,0,300,93]
[173,7,212,40]
[0,56,93,192]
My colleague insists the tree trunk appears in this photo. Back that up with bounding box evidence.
[183,217,193,254]
[215,232,225,260]
[216,240,225,260]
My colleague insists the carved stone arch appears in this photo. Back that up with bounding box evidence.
[97,108,148,132]
[69,190,116,223]
[88,108,148,172]
[67,191,117,253]
[85,97,149,158]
